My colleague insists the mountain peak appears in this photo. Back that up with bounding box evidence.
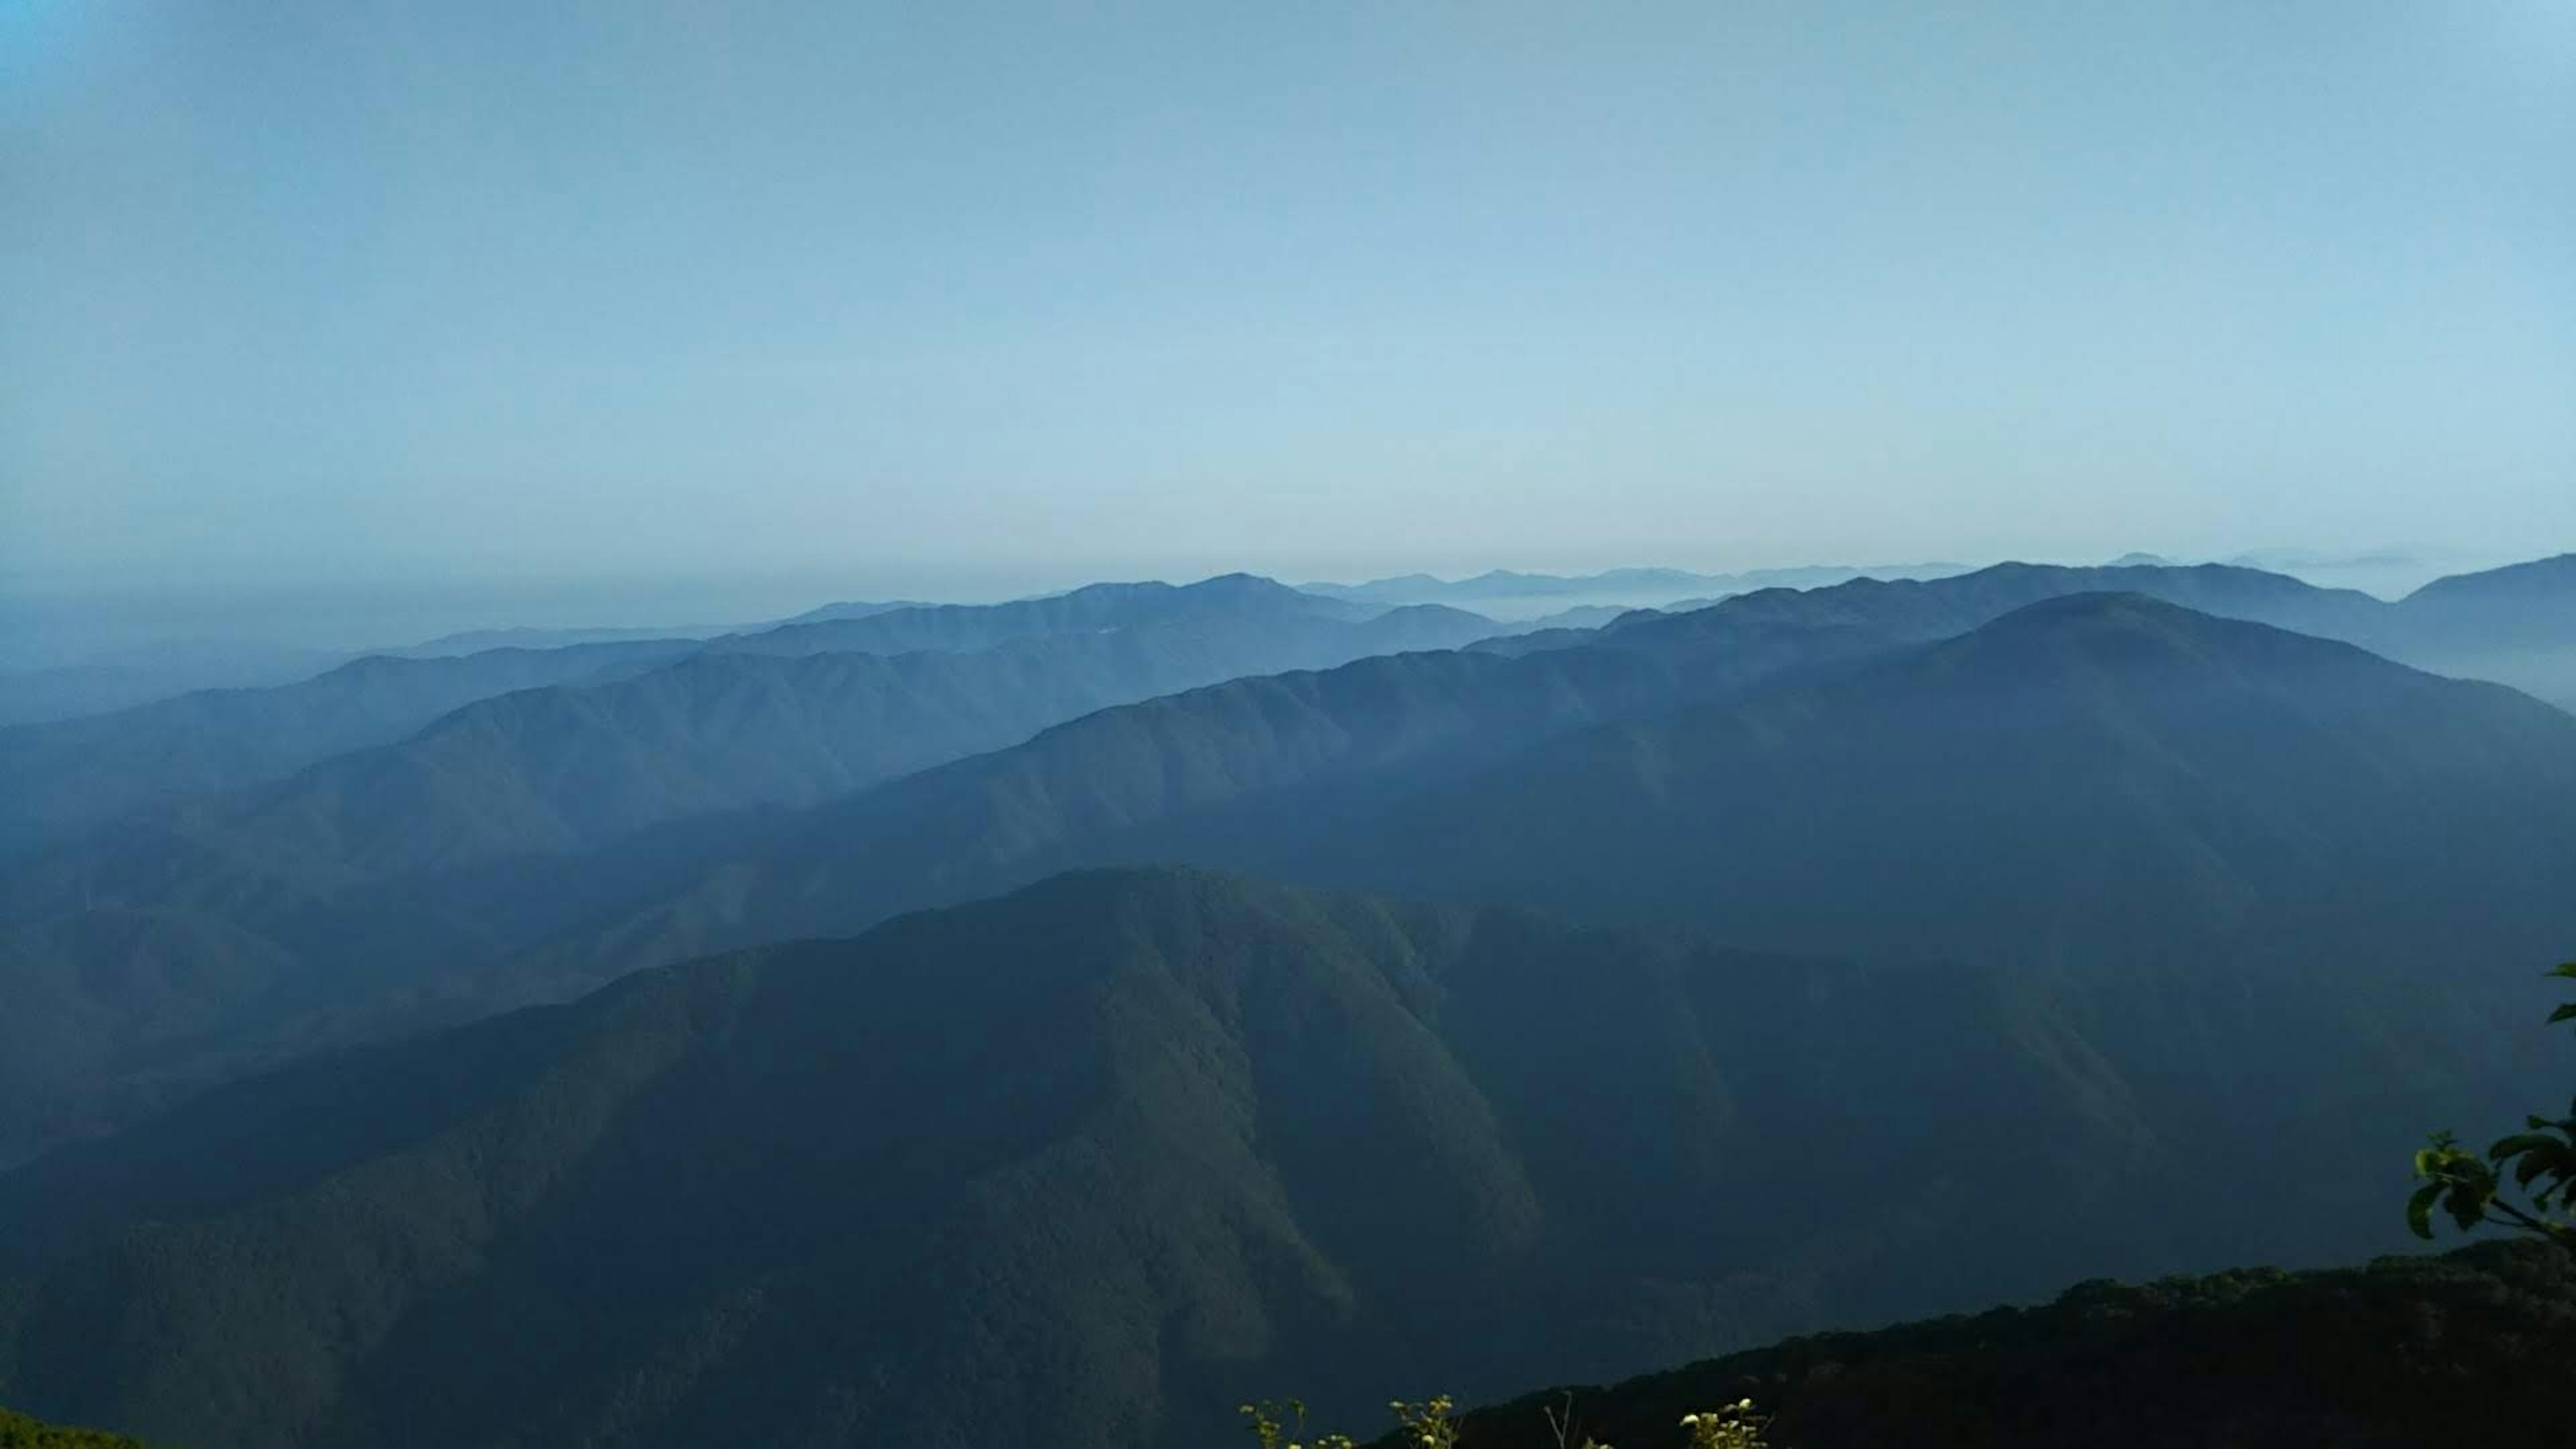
[1915,590,2385,680]
[2404,552,2576,605]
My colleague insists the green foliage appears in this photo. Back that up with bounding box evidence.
[1389,1397,1460,1449]
[1240,1399,1356,1449]
[13,867,2576,1448]
[1677,1401,1775,1449]
[1238,1392,1778,1449]
[0,1406,152,1448]
[1436,1242,2576,1449]
[2410,961,2576,1249]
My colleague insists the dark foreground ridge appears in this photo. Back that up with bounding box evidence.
[1424,1242,2574,1449]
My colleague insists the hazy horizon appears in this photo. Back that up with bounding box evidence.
[5,1,2570,626]
[0,541,2531,667]
[7,8,2576,1444]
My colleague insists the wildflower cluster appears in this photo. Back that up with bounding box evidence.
[1238,1398,1357,1449]
[1236,1391,1780,1448]
[1389,1395,1459,1449]
[1678,1399,1774,1449]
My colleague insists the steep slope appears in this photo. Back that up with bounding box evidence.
[8,574,2563,1173]
[2400,550,2575,627]
[0,576,1452,860]
[1440,1242,2576,1449]
[2389,552,2576,709]
[0,869,2171,1449]
[1312,595,2576,1256]
[0,604,1524,1164]
[508,612,1897,989]
[569,596,2576,1014]
[41,606,1505,890]
[0,639,700,855]
[509,599,2576,1270]
[1352,593,2576,978]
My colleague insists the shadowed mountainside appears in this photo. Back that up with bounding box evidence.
[0,640,701,855]
[0,575,1463,859]
[1488,554,2576,708]
[0,869,2193,1449]
[1431,1242,2576,1449]
[9,590,2567,1168]
[0,592,1513,1161]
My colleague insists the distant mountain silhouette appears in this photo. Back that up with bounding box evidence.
[0,575,1468,860]
[488,609,1900,990]
[1499,554,2576,709]
[0,640,702,855]
[536,595,2576,1057]
[707,574,1391,657]
[488,597,2576,1267]
[375,623,751,657]
[2382,553,2576,707]
[0,638,352,728]
[0,590,1509,1161]
[6,559,2569,1161]
[9,577,2568,1166]
[1350,594,2576,975]
[1304,563,1970,613]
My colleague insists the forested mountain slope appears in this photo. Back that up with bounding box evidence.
[564,596,2576,1017]
[0,869,2181,1449]
[0,639,700,854]
[0,574,1456,861]
[0,598,1509,1163]
[1489,553,2576,708]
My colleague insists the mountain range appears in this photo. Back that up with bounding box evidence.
[0,639,704,857]
[1,551,2571,1448]
[1529,555,2576,710]
[0,868,2222,1448]
[2,864,2564,1448]
[0,581,1513,1160]
[1300,564,1973,618]
[3,559,2570,1166]
[0,576,1489,860]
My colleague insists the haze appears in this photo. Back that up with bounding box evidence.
[3,0,2569,645]
[9,8,2576,1444]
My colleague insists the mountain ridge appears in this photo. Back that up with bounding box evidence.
[0,867,2181,1449]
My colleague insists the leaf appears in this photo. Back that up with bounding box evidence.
[2406,1183,2441,1238]
[2516,1152,2567,1191]
[2548,1002,2576,1025]
[2489,1132,2562,1161]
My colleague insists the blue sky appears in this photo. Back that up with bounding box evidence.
[2,1,2570,627]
